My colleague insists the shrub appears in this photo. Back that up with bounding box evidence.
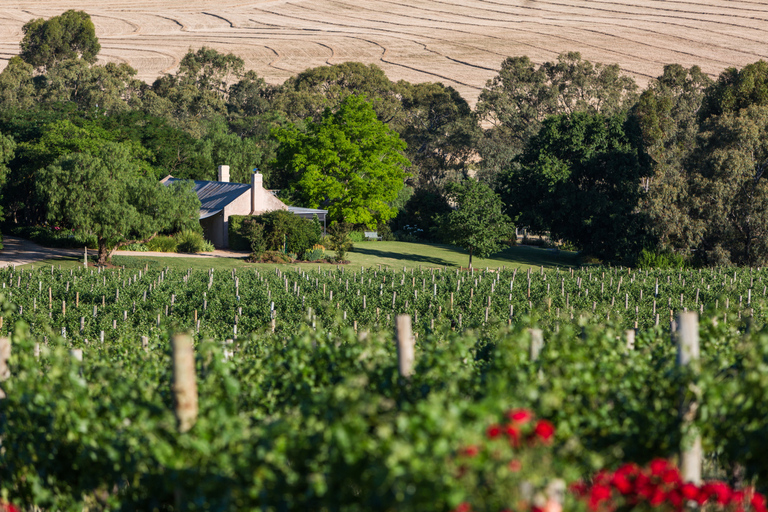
[122,242,148,252]
[326,222,353,262]
[247,250,292,264]
[242,220,266,259]
[231,211,322,257]
[349,231,366,243]
[636,248,689,269]
[145,235,178,252]
[304,245,326,261]
[175,230,213,253]
[10,225,98,249]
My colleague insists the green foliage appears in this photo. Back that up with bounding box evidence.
[395,81,481,187]
[0,56,36,110]
[326,222,353,262]
[241,219,266,259]
[635,248,689,269]
[700,60,768,121]
[4,265,768,509]
[476,52,638,184]
[273,62,403,123]
[272,94,410,227]
[175,229,214,253]
[144,235,178,252]
[502,111,651,263]
[8,225,97,249]
[392,185,452,242]
[231,210,321,258]
[20,10,101,70]
[692,104,768,266]
[632,64,712,256]
[35,142,200,264]
[442,179,515,268]
[348,230,366,243]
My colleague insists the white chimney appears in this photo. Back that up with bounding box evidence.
[250,171,263,214]
[218,165,230,182]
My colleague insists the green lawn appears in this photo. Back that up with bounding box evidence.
[17,241,578,271]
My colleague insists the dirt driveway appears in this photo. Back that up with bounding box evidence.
[0,236,249,268]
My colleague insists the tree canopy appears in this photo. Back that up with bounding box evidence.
[502,111,651,261]
[272,94,410,228]
[36,141,200,264]
[20,10,101,70]
[442,179,515,268]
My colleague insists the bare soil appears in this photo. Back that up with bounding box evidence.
[1,1,767,106]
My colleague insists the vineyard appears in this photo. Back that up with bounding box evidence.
[2,262,768,510]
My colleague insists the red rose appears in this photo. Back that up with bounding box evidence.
[533,419,555,443]
[487,424,502,439]
[701,481,731,506]
[505,424,521,447]
[649,488,666,506]
[752,492,767,512]
[680,482,699,501]
[460,445,479,458]
[508,459,522,472]
[570,481,589,498]
[661,467,681,485]
[507,409,534,425]
[610,472,633,495]
[649,458,669,476]
[453,502,471,512]
[1,505,19,512]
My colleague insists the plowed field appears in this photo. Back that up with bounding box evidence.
[2,0,767,105]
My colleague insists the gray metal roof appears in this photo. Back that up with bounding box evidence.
[165,178,250,219]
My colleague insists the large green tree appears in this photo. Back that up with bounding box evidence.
[273,62,402,124]
[476,52,637,185]
[691,104,768,266]
[441,179,514,268]
[20,10,101,71]
[36,141,200,264]
[272,94,410,227]
[633,64,712,256]
[501,111,651,262]
[395,81,481,188]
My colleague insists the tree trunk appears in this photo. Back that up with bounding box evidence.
[468,247,473,269]
[97,238,109,266]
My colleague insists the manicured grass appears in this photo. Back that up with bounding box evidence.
[17,242,578,271]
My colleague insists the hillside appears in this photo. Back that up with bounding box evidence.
[1,0,767,105]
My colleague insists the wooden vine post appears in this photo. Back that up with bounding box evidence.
[529,328,543,361]
[396,315,415,378]
[172,333,198,433]
[677,312,702,484]
[0,337,10,399]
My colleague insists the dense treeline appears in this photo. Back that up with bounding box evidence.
[2,10,768,267]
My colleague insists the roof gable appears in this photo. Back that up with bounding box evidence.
[165,178,250,219]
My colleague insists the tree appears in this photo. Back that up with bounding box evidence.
[632,64,712,256]
[690,104,768,266]
[501,111,651,262]
[0,57,36,110]
[39,60,144,113]
[273,62,402,124]
[395,81,481,188]
[476,53,637,185]
[442,179,514,268]
[0,133,15,221]
[20,10,101,71]
[272,94,410,227]
[36,141,200,264]
[699,60,768,122]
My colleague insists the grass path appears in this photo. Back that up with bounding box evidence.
[11,240,578,271]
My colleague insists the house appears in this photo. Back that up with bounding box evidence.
[162,166,327,248]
